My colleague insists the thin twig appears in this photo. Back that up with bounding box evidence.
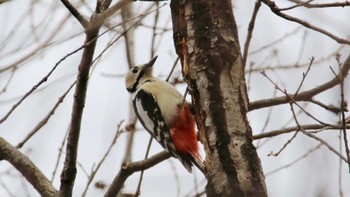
[256,88,277,148]
[338,128,344,197]
[168,159,181,197]
[242,0,261,68]
[249,27,301,55]
[104,151,171,197]
[0,67,16,94]
[294,57,314,97]
[121,2,136,68]
[249,54,350,111]
[166,57,180,82]
[0,46,84,124]
[82,120,125,196]
[134,137,153,197]
[253,123,350,140]
[60,0,88,27]
[309,98,342,114]
[261,0,350,45]
[333,56,350,172]
[301,129,348,163]
[290,98,348,164]
[51,127,69,183]
[15,82,76,149]
[279,0,313,11]
[150,2,160,59]
[0,13,72,73]
[286,0,350,9]
[267,103,300,157]
[265,143,322,176]
[248,45,345,73]
[260,70,333,126]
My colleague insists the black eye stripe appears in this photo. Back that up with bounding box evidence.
[128,67,145,93]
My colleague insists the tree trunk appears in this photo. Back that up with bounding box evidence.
[170,1,267,196]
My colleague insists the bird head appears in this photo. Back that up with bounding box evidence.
[125,56,158,93]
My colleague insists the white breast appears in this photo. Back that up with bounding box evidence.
[137,78,183,125]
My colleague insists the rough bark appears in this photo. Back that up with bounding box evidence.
[170,1,267,196]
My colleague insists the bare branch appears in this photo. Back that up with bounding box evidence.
[294,57,314,97]
[51,128,69,183]
[60,0,89,28]
[261,70,335,126]
[15,82,76,149]
[301,129,348,163]
[242,0,261,68]
[248,27,302,56]
[87,0,133,31]
[59,28,100,197]
[309,98,343,114]
[261,0,350,45]
[286,0,350,9]
[82,120,124,196]
[134,137,153,197]
[0,13,71,73]
[265,143,322,176]
[0,137,58,196]
[333,56,350,171]
[280,0,313,11]
[121,2,136,69]
[249,54,350,111]
[59,0,134,194]
[0,67,16,94]
[105,151,171,197]
[0,46,84,124]
[253,123,350,140]
[150,2,160,58]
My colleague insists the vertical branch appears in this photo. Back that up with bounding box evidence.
[59,2,102,196]
[121,2,135,69]
[242,0,261,68]
[59,26,100,197]
[335,56,350,171]
[150,2,160,58]
[59,1,131,196]
[338,129,344,197]
[134,137,153,197]
[121,2,137,164]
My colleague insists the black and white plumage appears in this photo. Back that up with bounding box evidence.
[133,88,178,157]
[124,56,205,173]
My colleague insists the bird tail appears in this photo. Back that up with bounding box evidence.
[189,152,206,174]
[177,153,205,174]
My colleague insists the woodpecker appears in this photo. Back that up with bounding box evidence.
[125,56,204,173]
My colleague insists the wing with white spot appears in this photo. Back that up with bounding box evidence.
[133,89,178,158]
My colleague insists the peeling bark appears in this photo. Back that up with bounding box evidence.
[170,1,267,196]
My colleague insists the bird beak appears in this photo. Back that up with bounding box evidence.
[142,56,158,71]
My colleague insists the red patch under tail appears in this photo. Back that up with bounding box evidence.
[170,104,201,160]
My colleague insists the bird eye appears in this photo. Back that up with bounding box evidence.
[131,67,138,73]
